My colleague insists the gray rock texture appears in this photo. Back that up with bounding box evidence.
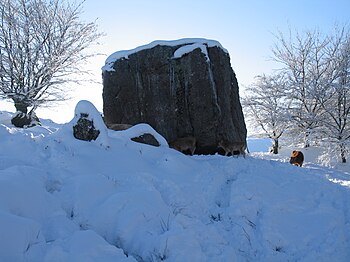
[102,39,247,154]
[73,113,100,142]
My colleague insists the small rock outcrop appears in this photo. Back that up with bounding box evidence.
[73,113,100,141]
[131,134,160,147]
[106,123,160,146]
[102,38,247,154]
[71,100,108,145]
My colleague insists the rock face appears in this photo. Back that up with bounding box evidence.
[102,39,247,154]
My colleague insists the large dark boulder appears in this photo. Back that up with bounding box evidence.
[102,39,247,154]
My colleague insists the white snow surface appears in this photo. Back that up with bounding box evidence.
[173,43,209,61]
[102,38,228,71]
[0,110,350,261]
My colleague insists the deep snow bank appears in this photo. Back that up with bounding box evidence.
[0,111,349,261]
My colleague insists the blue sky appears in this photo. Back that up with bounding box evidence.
[1,0,349,122]
[82,0,349,86]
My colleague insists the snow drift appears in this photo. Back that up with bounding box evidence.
[0,109,349,261]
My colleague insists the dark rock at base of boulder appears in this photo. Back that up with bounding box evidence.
[131,134,160,147]
[73,114,100,141]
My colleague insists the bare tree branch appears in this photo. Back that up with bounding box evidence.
[0,0,103,126]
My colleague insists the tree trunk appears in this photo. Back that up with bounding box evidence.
[272,138,279,154]
[304,130,310,148]
[13,100,29,114]
[340,143,346,163]
[11,99,35,128]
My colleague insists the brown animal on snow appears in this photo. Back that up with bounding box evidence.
[106,123,132,131]
[169,136,196,155]
[289,150,304,167]
[218,140,246,157]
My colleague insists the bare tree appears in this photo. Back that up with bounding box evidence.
[243,73,290,154]
[0,0,102,127]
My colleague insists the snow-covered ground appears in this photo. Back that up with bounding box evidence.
[0,109,349,262]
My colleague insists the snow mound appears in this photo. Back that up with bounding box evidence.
[57,100,168,149]
[102,38,228,71]
[108,123,169,147]
[0,111,349,261]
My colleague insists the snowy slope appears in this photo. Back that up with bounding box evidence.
[0,111,349,262]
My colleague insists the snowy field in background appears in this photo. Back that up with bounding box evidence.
[247,136,350,174]
[0,109,349,261]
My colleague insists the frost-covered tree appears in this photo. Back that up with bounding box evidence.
[318,27,350,163]
[271,26,350,162]
[243,73,290,154]
[272,29,331,147]
[0,0,102,127]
